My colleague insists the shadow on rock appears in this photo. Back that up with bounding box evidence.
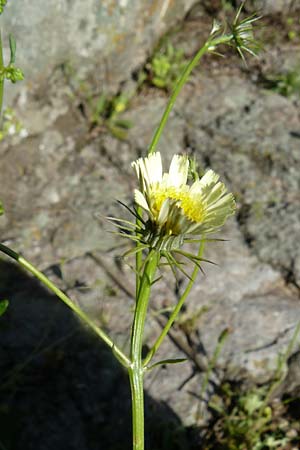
[0,261,195,450]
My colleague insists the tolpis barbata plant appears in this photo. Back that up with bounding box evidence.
[0,4,260,450]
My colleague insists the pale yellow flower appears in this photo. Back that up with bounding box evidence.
[132,152,236,247]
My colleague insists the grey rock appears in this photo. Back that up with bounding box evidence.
[182,74,300,286]
[2,0,198,105]
[253,0,296,13]
[1,5,300,444]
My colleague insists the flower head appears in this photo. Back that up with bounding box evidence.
[131,152,235,250]
[230,3,261,62]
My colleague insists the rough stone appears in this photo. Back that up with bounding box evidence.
[253,0,296,13]
[182,73,300,286]
[2,0,198,105]
[1,4,300,447]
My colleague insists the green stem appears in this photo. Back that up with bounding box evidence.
[130,249,159,450]
[0,29,4,121]
[128,367,144,450]
[0,243,130,368]
[143,241,205,367]
[147,35,232,156]
[137,34,232,287]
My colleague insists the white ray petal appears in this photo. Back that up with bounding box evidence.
[134,189,150,211]
[166,154,189,187]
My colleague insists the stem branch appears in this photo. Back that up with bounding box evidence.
[143,241,205,367]
[147,35,232,156]
[130,249,159,450]
[0,243,130,368]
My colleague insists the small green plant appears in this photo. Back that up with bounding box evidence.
[0,107,27,141]
[206,384,300,450]
[0,26,24,121]
[87,91,132,140]
[265,69,300,97]
[286,16,300,42]
[221,0,235,12]
[0,299,9,317]
[63,63,133,140]
[204,321,300,450]
[143,42,187,92]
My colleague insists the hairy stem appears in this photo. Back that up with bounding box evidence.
[147,35,232,156]
[130,250,159,450]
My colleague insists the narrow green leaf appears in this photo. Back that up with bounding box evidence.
[9,34,17,64]
[113,119,133,129]
[146,358,187,371]
[150,275,163,286]
[107,123,128,141]
[0,299,9,317]
[122,244,148,258]
[0,200,4,215]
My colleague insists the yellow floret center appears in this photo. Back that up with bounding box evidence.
[151,185,206,223]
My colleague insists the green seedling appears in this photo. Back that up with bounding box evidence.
[0,107,27,141]
[88,91,132,140]
[62,63,133,141]
[265,68,300,97]
[0,299,8,317]
[206,384,299,450]
[144,42,187,92]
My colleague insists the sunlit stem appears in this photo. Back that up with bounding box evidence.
[130,249,159,450]
[135,33,233,288]
[147,34,233,156]
[143,241,205,367]
[0,243,130,368]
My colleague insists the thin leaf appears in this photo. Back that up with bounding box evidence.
[9,34,17,64]
[146,358,187,371]
[151,275,163,286]
[108,231,142,242]
[169,252,193,281]
[108,221,143,234]
[117,200,146,224]
[122,244,148,258]
[163,251,179,283]
[174,249,217,266]
[113,119,133,129]
[108,123,128,141]
[184,238,227,244]
[106,215,142,230]
[0,300,9,317]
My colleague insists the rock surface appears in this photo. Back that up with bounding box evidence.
[0,2,300,449]
[2,0,297,105]
[2,0,197,103]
